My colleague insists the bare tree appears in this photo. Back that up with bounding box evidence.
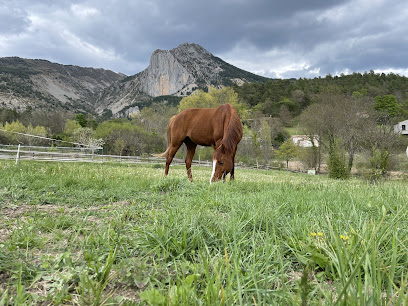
[300,88,373,173]
[279,105,292,126]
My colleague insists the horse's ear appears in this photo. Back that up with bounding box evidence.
[220,144,226,154]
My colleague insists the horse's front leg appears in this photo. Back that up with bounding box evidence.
[185,142,197,182]
[230,154,236,180]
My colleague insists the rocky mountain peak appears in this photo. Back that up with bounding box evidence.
[95,43,268,116]
[171,43,212,58]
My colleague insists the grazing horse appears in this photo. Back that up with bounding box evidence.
[155,104,243,183]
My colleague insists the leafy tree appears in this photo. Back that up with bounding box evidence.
[99,109,113,122]
[178,87,248,119]
[291,89,305,105]
[64,119,82,137]
[26,124,47,146]
[374,94,400,124]
[95,119,163,155]
[178,89,218,111]
[278,97,299,113]
[0,125,9,144]
[114,138,126,156]
[327,138,349,179]
[4,120,25,133]
[75,113,88,128]
[275,139,298,168]
[87,116,98,130]
[3,120,26,143]
[0,108,19,124]
[369,146,389,179]
[368,94,405,167]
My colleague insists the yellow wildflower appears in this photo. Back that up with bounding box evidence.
[318,232,323,237]
[310,232,317,237]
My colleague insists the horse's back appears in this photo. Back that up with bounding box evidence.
[171,105,231,146]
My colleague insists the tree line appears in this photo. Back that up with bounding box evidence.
[1,71,408,178]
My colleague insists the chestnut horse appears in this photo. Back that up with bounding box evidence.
[155,104,243,183]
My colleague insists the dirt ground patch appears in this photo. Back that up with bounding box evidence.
[0,201,133,242]
[0,204,64,242]
[0,204,63,220]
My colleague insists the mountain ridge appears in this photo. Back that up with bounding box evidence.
[0,43,269,116]
[0,56,125,113]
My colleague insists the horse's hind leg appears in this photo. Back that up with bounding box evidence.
[164,143,182,177]
[185,140,197,182]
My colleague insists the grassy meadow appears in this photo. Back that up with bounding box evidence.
[0,160,408,305]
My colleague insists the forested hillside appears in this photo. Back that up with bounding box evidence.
[1,71,408,177]
[233,71,408,116]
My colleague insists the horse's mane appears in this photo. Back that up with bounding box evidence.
[220,104,243,153]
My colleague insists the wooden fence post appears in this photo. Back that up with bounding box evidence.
[15,144,20,165]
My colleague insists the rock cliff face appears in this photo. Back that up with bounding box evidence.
[138,49,192,97]
[95,43,267,115]
[93,75,151,116]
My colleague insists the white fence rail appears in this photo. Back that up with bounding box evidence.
[0,145,284,171]
[0,145,214,167]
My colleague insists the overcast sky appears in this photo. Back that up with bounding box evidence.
[1,0,407,79]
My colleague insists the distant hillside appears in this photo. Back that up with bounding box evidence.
[0,57,125,113]
[233,71,408,117]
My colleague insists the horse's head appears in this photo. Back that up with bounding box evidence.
[211,144,233,183]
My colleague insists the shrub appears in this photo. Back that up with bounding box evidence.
[367,147,389,180]
[328,139,349,179]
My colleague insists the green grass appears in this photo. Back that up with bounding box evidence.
[1,160,408,304]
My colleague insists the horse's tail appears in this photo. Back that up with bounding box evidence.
[153,115,175,158]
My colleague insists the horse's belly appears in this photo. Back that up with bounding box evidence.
[188,135,213,147]
[187,126,217,146]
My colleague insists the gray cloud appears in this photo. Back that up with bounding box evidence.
[0,4,31,34]
[0,0,407,78]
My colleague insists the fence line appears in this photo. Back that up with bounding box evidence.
[0,145,281,171]
[0,144,101,153]
[0,128,102,148]
[0,145,211,167]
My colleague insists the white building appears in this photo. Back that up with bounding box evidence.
[394,120,408,135]
[291,135,319,147]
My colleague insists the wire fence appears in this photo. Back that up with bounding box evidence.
[0,144,212,167]
[0,128,289,171]
[0,144,283,171]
